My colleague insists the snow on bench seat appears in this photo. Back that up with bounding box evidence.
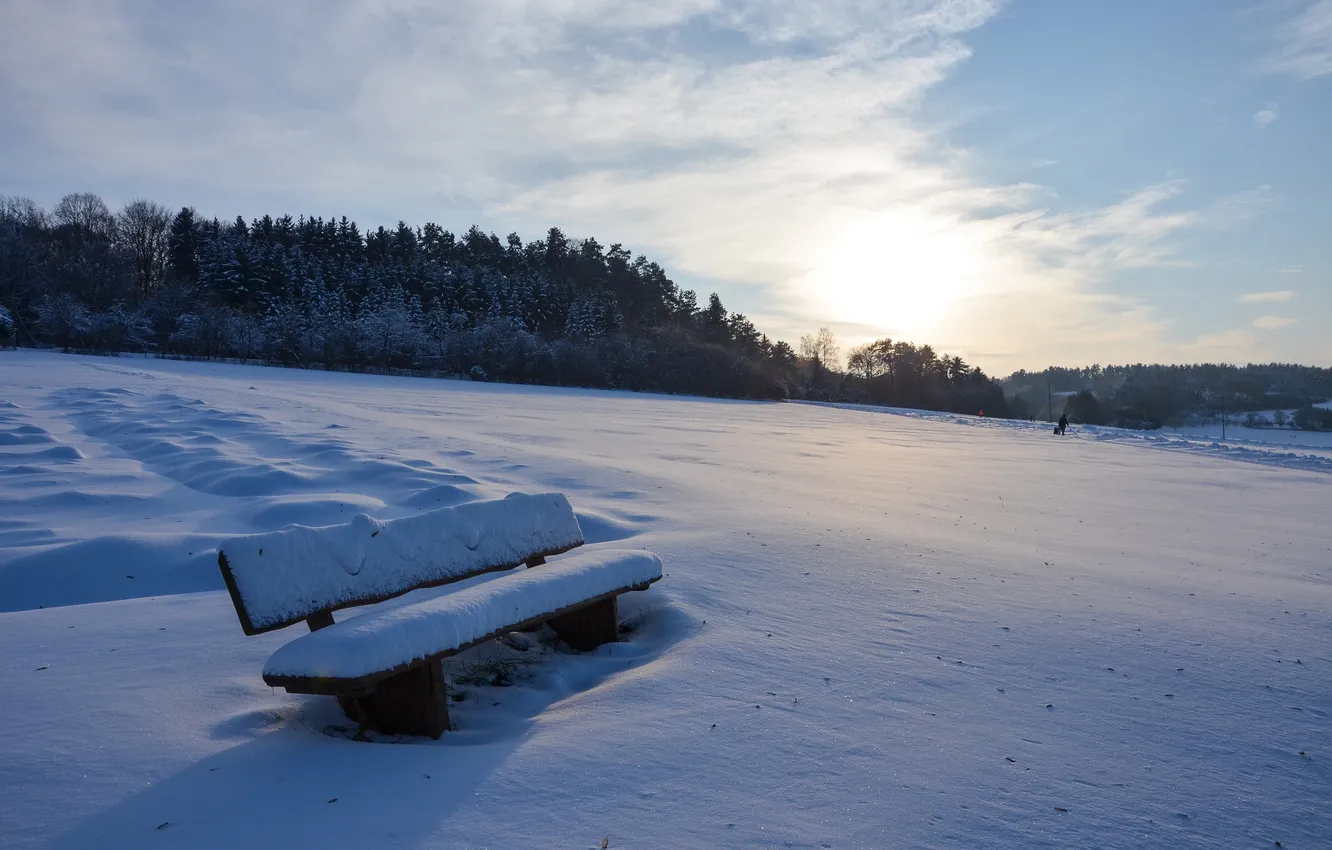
[262,548,662,691]
[218,493,583,634]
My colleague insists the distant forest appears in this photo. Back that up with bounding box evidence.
[1003,364,1332,431]
[7,193,1325,430]
[0,193,1008,415]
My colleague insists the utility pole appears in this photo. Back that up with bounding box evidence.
[1048,374,1053,423]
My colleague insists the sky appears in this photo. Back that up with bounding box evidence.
[1,0,1329,374]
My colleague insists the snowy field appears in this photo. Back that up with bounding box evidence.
[1,350,1329,849]
[805,401,1332,475]
[1163,423,1332,450]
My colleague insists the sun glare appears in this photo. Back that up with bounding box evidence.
[807,211,985,340]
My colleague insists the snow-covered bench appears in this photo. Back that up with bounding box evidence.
[217,493,663,737]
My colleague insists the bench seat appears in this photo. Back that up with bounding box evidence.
[263,548,662,695]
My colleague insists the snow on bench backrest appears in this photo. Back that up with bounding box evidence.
[218,492,583,634]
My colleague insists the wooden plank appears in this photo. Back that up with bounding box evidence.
[264,577,659,695]
[216,551,260,636]
[218,541,583,636]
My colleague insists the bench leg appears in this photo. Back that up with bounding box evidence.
[337,658,450,739]
[307,610,335,631]
[547,596,620,651]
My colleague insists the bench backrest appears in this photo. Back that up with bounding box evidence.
[217,492,584,635]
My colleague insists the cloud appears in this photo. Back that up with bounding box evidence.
[1278,265,1305,274]
[1238,290,1296,303]
[0,0,1005,207]
[1264,0,1332,80]
[1253,315,1297,329]
[0,0,1287,372]
[1184,329,1263,360]
[1253,105,1279,127]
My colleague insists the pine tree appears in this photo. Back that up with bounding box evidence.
[168,207,200,282]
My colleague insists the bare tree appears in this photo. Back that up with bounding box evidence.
[1,195,48,229]
[53,192,113,244]
[799,326,840,370]
[117,199,171,302]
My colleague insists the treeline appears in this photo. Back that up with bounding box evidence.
[1003,363,1332,430]
[0,192,1009,413]
[842,335,1008,415]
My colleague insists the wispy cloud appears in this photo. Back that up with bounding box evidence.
[1264,0,1332,80]
[1254,315,1297,329]
[1278,265,1305,274]
[1238,290,1297,303]
[1253,105,1279,126]
[1194,184,1275,231]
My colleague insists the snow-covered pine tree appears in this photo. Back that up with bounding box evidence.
[262,288,307,366]
[303,272,353,369]
[564,292,621,340]
[356,279,424,370]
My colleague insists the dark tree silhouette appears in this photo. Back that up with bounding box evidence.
[0,191,1010,413]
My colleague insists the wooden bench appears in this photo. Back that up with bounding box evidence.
[217,492,662,738]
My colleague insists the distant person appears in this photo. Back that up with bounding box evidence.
[1057,413,1069,435]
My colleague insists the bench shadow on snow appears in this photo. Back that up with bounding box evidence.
[48,590,693,850]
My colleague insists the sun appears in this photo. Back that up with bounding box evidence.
[807,210,984,340]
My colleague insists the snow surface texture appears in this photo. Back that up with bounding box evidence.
[220,492,583,632]
[265,549,662,680]
[1,350,1330,850]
